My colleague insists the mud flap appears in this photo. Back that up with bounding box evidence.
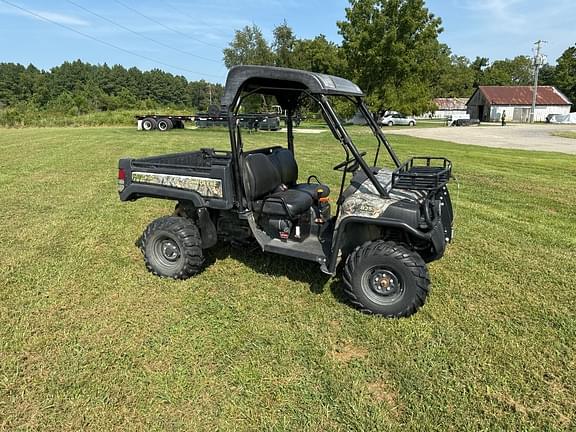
[197,208,218,248]
[430,221,447,260]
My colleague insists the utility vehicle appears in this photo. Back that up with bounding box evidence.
[118,66,454,317]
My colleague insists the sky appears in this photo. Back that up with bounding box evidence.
[0,0,575,83]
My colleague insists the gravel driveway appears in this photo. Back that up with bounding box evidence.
[389,123,576,154]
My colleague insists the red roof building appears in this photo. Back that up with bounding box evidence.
[467,86,572,122]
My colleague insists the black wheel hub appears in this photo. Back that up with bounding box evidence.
[160,240,180,262]
[361,267,403,305]
[152,236,182,267]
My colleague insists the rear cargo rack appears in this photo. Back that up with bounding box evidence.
[392,157,452,191]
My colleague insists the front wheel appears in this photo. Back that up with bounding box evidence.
[343,241,430,317]
[141,117,157,131]
[387,121,394,127]
[139,216,204,279]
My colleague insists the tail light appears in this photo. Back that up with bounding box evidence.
[117,168,126,192]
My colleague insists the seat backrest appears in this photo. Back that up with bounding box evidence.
[270,148,298,186]
[242,153,281,200]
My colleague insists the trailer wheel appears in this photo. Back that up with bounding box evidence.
[157,118,173,132]
[140,216,204,279]
[142,117,157,131]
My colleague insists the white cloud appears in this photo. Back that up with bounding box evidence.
[458,0,527,33]
[0,4,90,26]
[30,10,90,26]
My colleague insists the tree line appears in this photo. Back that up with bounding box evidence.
[0,60,223,115]
[223,0,576,115]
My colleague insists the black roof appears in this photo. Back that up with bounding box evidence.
[221,65,364,108]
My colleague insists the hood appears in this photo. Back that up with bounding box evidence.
[337,168,426,223]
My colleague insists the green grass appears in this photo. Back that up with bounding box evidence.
[1,127,575,431]
[553,131,576,139]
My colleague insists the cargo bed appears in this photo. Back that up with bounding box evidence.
[118,148,235,209]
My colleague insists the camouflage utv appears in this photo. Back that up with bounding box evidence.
[118,66,454,318]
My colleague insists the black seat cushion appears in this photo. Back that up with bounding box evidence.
[242,153,281,200]
[294,183,330,200]
[269,148,298,185]
[253,189,313,219]
[270,148,330,200]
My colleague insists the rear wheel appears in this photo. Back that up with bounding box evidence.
[142,117,157,131]
[157,118,173,132]
[343,241,430,317]
[140,216,204,279]
[409,121,415,127]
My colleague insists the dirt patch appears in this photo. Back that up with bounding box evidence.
[389,123,576,154]
[331,341,368,363]
[366,378,403,418]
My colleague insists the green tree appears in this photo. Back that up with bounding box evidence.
[538,64,556,86]
[272,20,297,67]
[338,0,447,114]
[222,25,274,68]
[292,35,347,76]
[0,60,224,113]
[435,55,476,97]
[470,56,489,87]
[554,44,576,103]
[433,50,476,98]
[481,56,533,86]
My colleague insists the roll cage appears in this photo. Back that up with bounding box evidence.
[222,65,401,212]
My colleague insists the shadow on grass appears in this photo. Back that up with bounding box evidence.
[135,231,352,307]
[206,242,350,304]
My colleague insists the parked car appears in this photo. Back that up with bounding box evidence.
[379,113,416,127]
[546,113,576,124]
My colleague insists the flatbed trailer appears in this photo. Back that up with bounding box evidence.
[135,115,192,131]
[195,112,281,131]
[135,113,281,132]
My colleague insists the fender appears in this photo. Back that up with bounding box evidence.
[119,183,205,208]
[327,216,439,273]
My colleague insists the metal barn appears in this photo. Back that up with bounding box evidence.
[466,86,572,123]
[432,98,469,119]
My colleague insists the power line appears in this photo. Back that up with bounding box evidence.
[64,0,221,64]
[113,0,223,50]
[0,0,221,79]
[156,0,229,48]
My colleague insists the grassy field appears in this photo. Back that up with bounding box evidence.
[1,126,575,431]
[553,131,576,140]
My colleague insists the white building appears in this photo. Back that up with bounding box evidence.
[432,98,469,119]
[466,86,572,123]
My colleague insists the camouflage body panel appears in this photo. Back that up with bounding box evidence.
[337,168,426,226]
[131,172,223,198]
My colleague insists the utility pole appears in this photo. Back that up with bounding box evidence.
[530,40,547,123]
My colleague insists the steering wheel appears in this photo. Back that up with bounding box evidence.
[333,152,367,172]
